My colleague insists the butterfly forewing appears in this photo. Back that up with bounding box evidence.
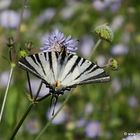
[18,51,110,91]
[18,52,57,85]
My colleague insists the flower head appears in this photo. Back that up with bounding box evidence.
[40,29,78,53]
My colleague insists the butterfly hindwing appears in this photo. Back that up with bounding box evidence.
[59,54,110,87]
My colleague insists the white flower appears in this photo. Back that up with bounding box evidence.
[0,10,20,28]
[40,29,78,53]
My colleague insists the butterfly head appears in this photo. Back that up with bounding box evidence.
[53,80,62,89]
[50,43,67,53]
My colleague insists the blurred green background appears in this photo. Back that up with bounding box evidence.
[0,0,140,140]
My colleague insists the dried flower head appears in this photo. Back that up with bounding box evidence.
[40,29,78,53]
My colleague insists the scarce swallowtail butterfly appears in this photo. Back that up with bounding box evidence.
[18,49,110,96]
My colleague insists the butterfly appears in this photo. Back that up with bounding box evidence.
[18,49,110,96]
[18,49,110,114]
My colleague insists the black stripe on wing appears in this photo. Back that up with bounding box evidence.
[30,55,39,66]
[60,49,67,66]
[35,54,46,75]
[64,56,81,78]
[80,71,110,84]
[48,51,57,80]
[80,58,86,66]
[18,57,41,79]
[74,63,98,80]
[67,53,74,61]
[48,52,53,69]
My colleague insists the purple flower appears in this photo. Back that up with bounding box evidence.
[96,55,106,67]
[60,5,77,20]
[92,0,106,12]
[0,10,20,28]
[92,0,121,12]
[128,96,138,108]
[111,78,122,93]
[37,8,56,24]
[76,119,86,128]
[46,103,68,125]
[85,121,101,138]
[80,35,94,57]
[0,71,13,88]
[111,44,129,55]
[25,118,40,134]
[40,29,78,53]
[111,15,124,31]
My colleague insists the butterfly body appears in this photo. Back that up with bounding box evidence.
[18,50,110,96]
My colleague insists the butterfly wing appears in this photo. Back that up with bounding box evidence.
[18,51,110,91]
[18,52,59,86]
[58,53,110,88]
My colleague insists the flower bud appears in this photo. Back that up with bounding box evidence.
[7,37,15,48]
[95,24,113,42]
[25,41,33,52]
[108,58,118,70]
[19,49,28,58]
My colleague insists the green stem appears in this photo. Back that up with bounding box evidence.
[92,39,102,54]
[15,0,28,43]
[9,103,34,140]
[0,67,14,122]
[34,93,71,140]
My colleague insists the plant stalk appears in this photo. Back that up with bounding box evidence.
[34,93,71,140]
[9,103,34,140]
[92,39,102,54]
[0,67,14,122]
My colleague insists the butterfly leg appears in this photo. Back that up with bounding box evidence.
[49,95,59,116]
[26,71,33,99]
